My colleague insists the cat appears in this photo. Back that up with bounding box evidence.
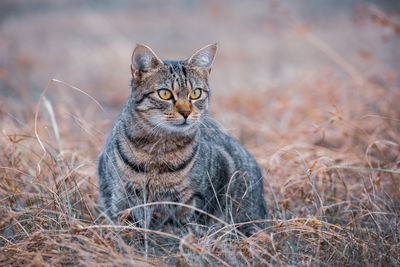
[97,43,268,236]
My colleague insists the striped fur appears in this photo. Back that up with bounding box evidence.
[98,44,268,235]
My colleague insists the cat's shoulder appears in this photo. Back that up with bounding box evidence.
[199,117,235,144]
[199,117,222,136]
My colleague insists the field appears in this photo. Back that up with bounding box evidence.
[0,1,399,265]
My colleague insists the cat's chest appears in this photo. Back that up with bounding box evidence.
[116,159,193,193]
[114,138,198,191]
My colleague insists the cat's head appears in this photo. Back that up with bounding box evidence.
[130,44,217,133]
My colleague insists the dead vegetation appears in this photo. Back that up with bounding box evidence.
[0,1,399,266]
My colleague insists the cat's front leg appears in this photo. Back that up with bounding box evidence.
[129,201,155,230]
[115,183,155,229]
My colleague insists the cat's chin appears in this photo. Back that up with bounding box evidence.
[164,121,197,133]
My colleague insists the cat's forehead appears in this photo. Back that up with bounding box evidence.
[163,60,187,78]
[157,60,205,89]
[162,60,200,77]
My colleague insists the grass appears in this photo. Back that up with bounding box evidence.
[1,71,399,265]
[1,3,400,266]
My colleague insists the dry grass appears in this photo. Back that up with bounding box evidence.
[1,73,399,265]
[1,2,400,266]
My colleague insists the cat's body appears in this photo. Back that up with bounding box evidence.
[98,44,268,235]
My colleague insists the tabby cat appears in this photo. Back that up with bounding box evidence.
[98,44,268,236]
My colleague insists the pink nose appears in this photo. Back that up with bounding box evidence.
[178,110,191,119]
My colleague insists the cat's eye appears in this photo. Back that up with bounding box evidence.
[190,88,202,100]
[157,89,173,100]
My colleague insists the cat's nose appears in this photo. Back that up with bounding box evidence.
[178,110,191,119]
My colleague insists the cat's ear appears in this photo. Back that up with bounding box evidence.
[131,44,163,79]
[187,43,217,74]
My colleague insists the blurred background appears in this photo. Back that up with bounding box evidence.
[1,0,399,110]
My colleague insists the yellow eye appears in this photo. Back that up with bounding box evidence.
[157,89,172,100]
[190,88,202,100]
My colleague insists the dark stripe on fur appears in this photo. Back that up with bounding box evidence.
[178,64,185,88]
[116,137,198,174]
[115,138,146,172]
[168,64,173,75]
[172,136,195,151]
[181,65,187,78]
[123,123,152,148]
[134,92,153,105]
[159,144,198,174]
